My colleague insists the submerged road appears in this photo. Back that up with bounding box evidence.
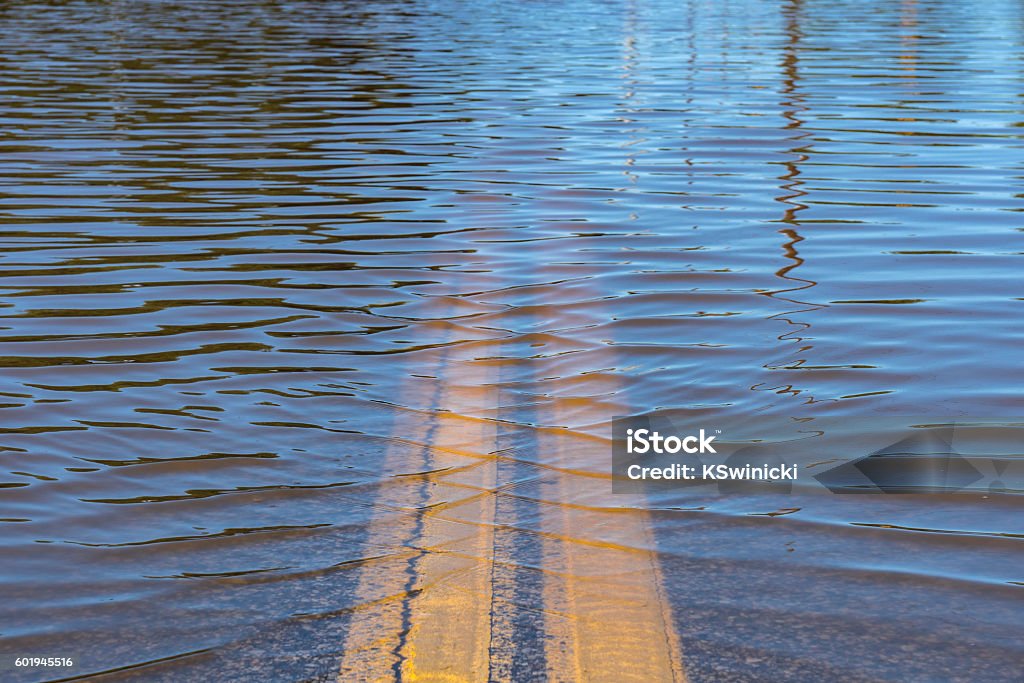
[335,236,687,680]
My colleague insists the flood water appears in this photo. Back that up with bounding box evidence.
[2,0,1023,681]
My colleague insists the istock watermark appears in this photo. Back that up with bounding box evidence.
[625,427,718,454]
[611,414,1024,495]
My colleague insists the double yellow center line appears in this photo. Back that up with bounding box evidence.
[336,304,687,681]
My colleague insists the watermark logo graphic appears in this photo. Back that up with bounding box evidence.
[626,427,717,454]
[813,425,984,494]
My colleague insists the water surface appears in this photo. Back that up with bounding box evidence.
[1,0,1023,680]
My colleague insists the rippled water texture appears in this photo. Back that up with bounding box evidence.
[2,0,1023,681]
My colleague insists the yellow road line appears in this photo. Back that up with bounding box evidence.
[338,321,687,681]
[396,403,498,681]
[337,337,498,681]
[336,355,688,681]
[335,327,688,679]
[340,1,690,675]
[539,411,688,682]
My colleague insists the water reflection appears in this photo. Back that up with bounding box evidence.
[757,0,823,403]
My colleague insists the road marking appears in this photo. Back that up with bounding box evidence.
[538,402,688,682]
[338,310,686,682]
[337,330,499,681]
